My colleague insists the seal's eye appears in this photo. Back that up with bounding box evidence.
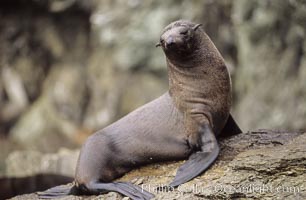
[180,30,188,35]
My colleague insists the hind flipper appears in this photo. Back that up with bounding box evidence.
[220,113,242,137]
[37,184,74,199]
[38,181,154,200]
[87,181,154,200]
[170,124,219,187]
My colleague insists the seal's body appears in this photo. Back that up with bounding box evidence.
[38,20,241,200]
[76,93,189,184]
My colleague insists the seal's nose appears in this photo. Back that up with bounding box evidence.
[165,36,175,48]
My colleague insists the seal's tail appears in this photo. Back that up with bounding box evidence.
[37,183,77,199]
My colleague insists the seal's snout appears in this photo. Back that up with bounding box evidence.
[165,36,175,49]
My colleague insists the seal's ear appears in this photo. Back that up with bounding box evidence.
[155,42,161,48]
[192,24,202,31]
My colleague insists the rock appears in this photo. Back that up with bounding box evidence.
[0,0,91,150]
[203,131,306,199]
[233,0,306,130]
[6,148,79,177]
[0,139,21,177]
[10,65,88,152]
[8,130,306,199]
[90,0,236,72]
[0,67,29,124]
[82,49,125,131]
[117,72,167,118]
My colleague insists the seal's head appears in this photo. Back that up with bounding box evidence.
[157,20,202,61]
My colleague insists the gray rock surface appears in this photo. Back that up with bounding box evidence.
[10,65,88,152]
[233,0,306,130]
[6,148,79,177]
[8,130,306,199]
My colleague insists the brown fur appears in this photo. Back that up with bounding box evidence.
[161,20,231,137]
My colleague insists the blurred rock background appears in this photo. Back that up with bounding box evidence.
[0,0,305,180]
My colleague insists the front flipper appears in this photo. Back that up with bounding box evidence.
[86,181,154,200]
[169,124,219,187]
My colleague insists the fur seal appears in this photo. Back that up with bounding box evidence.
[38,20,241,200]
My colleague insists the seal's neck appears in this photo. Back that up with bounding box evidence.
[167,59,207,98]
[166,32,228,112]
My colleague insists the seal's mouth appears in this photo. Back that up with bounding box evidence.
[163,36,178,50]
[157,34,190,53]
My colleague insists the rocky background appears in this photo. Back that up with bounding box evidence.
[0,0,306,199]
